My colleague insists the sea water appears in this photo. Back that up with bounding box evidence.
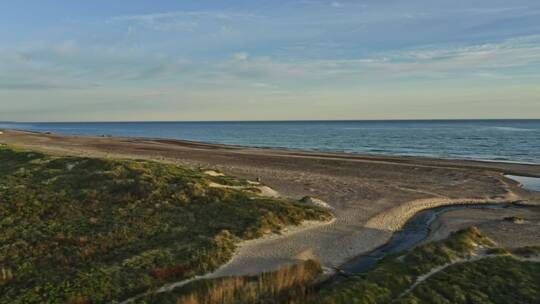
[1,120,539,164]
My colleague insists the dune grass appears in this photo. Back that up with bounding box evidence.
[313,227,494,304]
[512,246,540,257]
[134,226,540,304]
[137,259,322,304]
[314,227,540,304]
[396,256,540,303]
[0,145,331,303]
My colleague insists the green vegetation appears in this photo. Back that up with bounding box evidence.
[314,227,494,304]
[512,246,540,257]
[138,259,322,304]
[2,144,538,304]
[0,145,331,303]
[314,227,540,304]
[135,226,540,304]
[397,257,540,304]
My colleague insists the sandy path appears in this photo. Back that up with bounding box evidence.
[396,257,480,300]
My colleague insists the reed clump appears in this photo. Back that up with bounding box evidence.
[141,260,322,304]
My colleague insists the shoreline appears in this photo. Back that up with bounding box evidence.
[1,128,539,171]
[1,129,540,281]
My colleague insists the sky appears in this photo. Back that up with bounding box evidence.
[0,0,539,121]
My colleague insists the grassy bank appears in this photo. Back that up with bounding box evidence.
[396,256,540,303]
[0,145,331,303]
[314,227,540,304]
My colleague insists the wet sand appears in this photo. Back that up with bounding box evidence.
[1,129,540,275]
[427,206,540,249]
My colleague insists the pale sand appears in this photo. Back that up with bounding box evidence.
[208,218,337,277]
[1,129,540,278]
[119,218,336,304]
[212,184,520,277]
[207,181,280,198]
[365,192,520,232]
[425,204,540,249]
[203,170,225,177]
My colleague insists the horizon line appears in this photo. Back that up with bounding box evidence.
[3,118,540,124]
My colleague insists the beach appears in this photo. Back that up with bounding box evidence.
[1,129,539,276]
[426,205,540,249]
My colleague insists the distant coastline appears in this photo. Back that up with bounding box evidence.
[1,127,539,167]
[1,119,539,164]
[3,118,540,123]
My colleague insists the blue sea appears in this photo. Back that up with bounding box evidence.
[1,120,539,164]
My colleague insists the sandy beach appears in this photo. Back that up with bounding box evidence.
[426,205,540,248]
[1,129,539,276]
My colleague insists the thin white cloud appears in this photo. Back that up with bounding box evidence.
[109,11,263,32]
[1,35,539,93]
[233,52,249,61]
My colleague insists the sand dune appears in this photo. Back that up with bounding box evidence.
[1,129,539,277]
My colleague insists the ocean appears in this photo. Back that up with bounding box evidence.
[1,120,539,164]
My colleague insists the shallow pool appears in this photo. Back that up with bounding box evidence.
[506,175,540,192]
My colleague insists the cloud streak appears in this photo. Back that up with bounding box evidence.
[2,35,538,92]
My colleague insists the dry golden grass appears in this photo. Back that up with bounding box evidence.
[142,260,322,304]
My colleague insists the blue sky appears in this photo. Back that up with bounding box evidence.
[1,0,539,121]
